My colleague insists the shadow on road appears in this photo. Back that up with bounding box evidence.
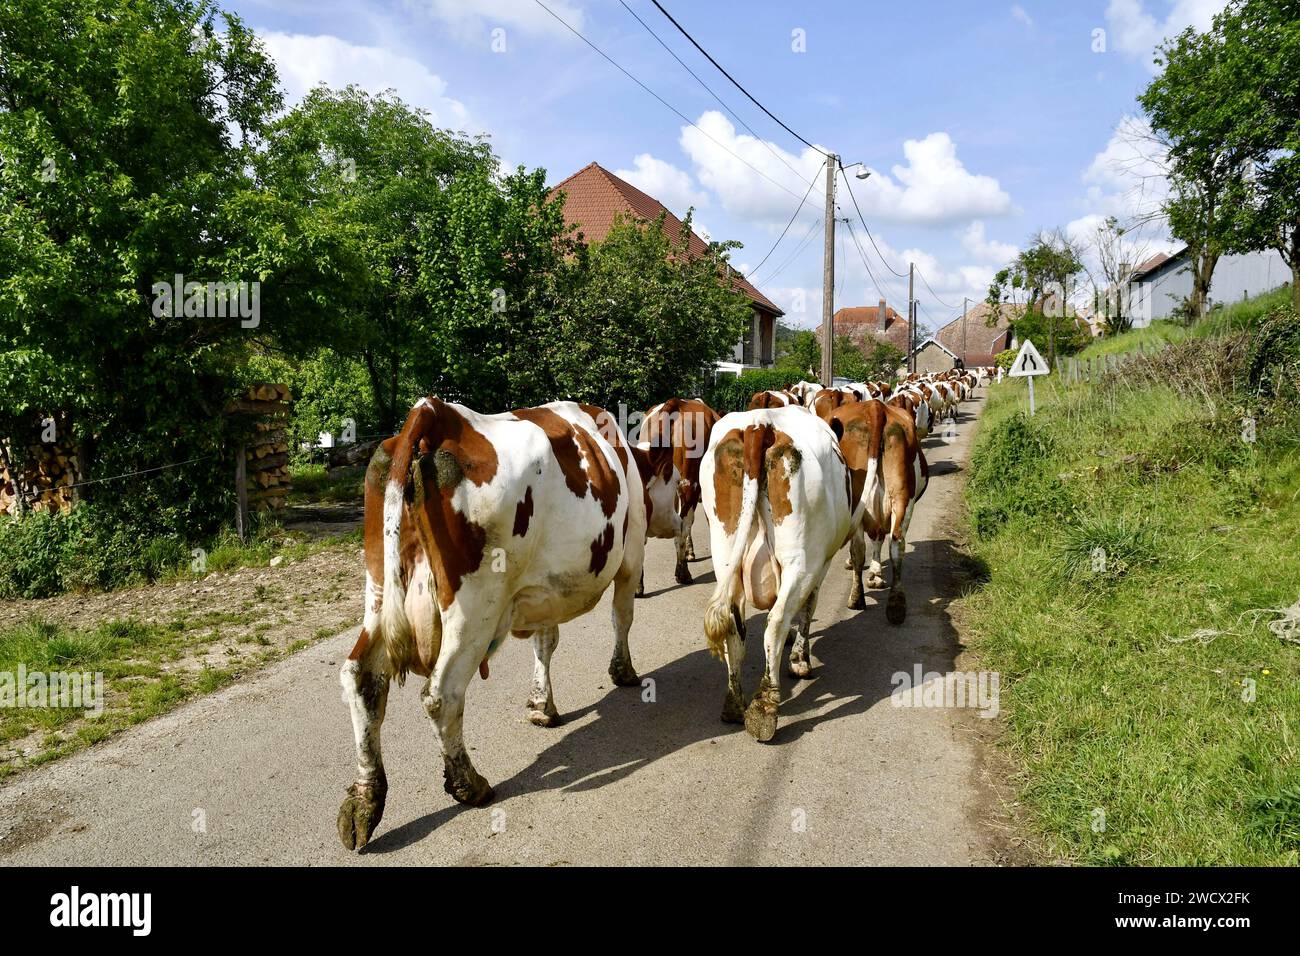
[365,535,972,854]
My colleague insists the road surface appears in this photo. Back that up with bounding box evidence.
[0,394,1002,865]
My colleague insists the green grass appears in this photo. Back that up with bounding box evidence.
[963,290,1300,865]
[1080,286,1293,359]
[286,462,365,504]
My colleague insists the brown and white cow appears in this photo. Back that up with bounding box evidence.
[700,406,856,742]
[640,397,721,584]
[828,399,928,625]
[748,389,800,410]
[337,397,646,850]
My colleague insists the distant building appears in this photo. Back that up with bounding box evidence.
[1126,247,1290,324]
[898,337,960,376]
[818,300,912,357]
[934,301,1017,367]
[550,162,784,369]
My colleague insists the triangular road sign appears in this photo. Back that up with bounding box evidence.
[1008,339,1049,377]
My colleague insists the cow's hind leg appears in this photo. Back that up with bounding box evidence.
[721,597,747,723]
[608,551,641,687]
[745,567,807,742]
[847,531,867,609]
[423,622,494,807]
[788,584,821,679]
[338,629,391,850]
[885,500,917,626]
[527,625,562,727]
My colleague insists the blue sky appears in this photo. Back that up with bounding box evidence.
[229,0,1224,333]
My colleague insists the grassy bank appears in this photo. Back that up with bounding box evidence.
[962,294,1300,864]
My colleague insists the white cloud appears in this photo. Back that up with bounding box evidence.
[856,132,1015,225]
[614,154,709,217]
[678,111,827,228]
[1104,0,1226,72]
[1010,5,1035,29]
[1080,114,1170,222]
[262,32,476,130]
[961,221,1018,263]
[419,0,583,42]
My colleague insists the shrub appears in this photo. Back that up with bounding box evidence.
[994,348,1017,371]
[968,412,1073,538]
[1244,307,1300,401]
[705,368,803,413]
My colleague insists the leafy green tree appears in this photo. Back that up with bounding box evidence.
[1140,11,1258,320]
[986,230,1086,364]
[260,86,497,428]
[545,212,751,412]
[775,329,821,377]
[0,0,286,531]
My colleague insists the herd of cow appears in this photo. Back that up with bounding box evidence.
[336,367,992,849]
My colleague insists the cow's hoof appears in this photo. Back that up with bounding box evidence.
[744,699,778,742]
[721,692,745,724]
[847,588,866,611]
[744,682,779,742]
[674,561,693,585]
[443,764,495,807]
[526,700,563,727]
[337,777,387,851]
[608,658,640,687]
[788,658,812,680]
[867,574,886,589]
[886,591,907,626]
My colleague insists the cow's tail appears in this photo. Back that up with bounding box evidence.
[376,401,438,684]
[703,423,775,660]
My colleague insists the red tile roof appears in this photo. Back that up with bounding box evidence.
[819,305,912,353]
[1132,252,1171,277]
[550,162,783,316]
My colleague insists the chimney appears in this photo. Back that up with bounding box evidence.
[878,298,888,333]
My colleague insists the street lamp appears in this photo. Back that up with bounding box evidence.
[841,161,872,180]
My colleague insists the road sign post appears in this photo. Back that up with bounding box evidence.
[1007,339,1049,415]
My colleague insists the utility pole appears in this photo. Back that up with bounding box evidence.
[820,153,837,386]
[963,297,969,367]
[907,262,915,373]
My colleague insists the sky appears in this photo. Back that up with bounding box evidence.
[227,0,1227,335]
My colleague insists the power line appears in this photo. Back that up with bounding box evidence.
[648,0,825,157]
[616,0,813,191]
[912,263,963,310]
[758,216,822,285]
[843,217,907,307]
[532,0,817,210]
[838,163,909,278]
[743,157,825,278]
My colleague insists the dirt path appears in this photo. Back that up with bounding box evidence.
[0,395,1009,864]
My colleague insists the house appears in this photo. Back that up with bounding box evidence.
[817,300,912,357]
[898,337,960,376]
[934,301,1017,367]
[549,162,784,369]
[1126,247,1290,325]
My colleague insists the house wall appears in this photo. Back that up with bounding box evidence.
[1130,249,1289,325]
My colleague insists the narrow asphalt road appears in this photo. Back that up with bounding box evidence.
[0,394,1000,865]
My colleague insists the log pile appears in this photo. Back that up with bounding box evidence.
[0,435,81,517]
[229,384,293,513]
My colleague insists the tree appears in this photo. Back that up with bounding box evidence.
[260,86,497,429]
[1083,215,1157,334]
[1214,0,1300,310]
[986,230,1086,365]
[1140,12,1257,321]
[775,329,821,377]
[545,212,751,412]
[0,0,287,531]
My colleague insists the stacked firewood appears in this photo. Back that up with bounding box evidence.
[0,437,80,516]
[228,384,293,513]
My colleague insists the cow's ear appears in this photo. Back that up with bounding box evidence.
[830,418,844,442]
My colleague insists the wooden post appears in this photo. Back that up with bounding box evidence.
[908,262,916,373]
[820,154,837,386]
[235,444,249,543]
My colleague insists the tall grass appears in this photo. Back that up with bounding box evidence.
[963,292,1300,865]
